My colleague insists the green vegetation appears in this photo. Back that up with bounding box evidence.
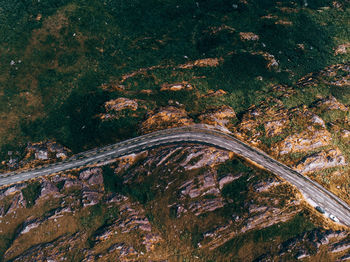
[102,165,155,204]
[0,0,349,161]
[252,212,315,243]
[80,203,104,230]
[102,166,123,193]
[217,158,252,179]
[0,233,14,261]
[218,212,316,259]
[221,174,249,215]
[21,181,41,207]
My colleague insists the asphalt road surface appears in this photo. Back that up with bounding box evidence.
[1,125,349,226]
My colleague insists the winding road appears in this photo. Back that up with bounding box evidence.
[0,125,350,226]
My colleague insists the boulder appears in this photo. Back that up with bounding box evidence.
[335,43,350,55]
[35,150,48,160]
[79,168,103,186]
[25,141,71,161]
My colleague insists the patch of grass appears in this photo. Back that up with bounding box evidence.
[219,212,315,259]
[21,181,41,208]
[221,174,249,216]
[254,213,316,246]
[191,225,203,248]
[127,178,156,205]
[217,158,252,179]
[102,165,156,205]
[80,203,104,230]
[102,166,123,193]
[0,233,14,261]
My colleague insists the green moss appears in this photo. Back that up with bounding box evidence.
[21,181,41,208]
[219,212,315,259]
[217,158,252,179]
[258,216,316,248]
[102,166,123,193]
[0,0,348,158]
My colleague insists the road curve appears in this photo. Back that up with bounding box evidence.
[1,125,350,226]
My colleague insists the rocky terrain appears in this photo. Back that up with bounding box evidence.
[1,62,350,261]
[0,0,350,261]
[0,139,349,261]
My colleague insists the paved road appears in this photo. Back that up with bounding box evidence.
[1,125,350,226]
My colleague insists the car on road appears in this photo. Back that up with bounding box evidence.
[329,214,339,222]
[315,206,325,214]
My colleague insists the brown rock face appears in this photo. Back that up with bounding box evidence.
[203,89,227,97]
[264,119,288,137]
[236,98,289,146]
[141,106,193,133]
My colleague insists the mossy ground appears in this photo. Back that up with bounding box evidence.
[0,0,349,160]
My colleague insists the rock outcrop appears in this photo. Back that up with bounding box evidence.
[295,148,347,174]
[101,97,139,120]
[141,106,193,133]
[179,58,222,69]
[239,32,259,41]
[277,127,332,155]
[104,97,138,112]
[160,82,193,91]
[298,63,350,88]
[314,95,348,112]
[25,141,71,161]
[335,43,350,55]
[198,105,236,132]
[274,229,349,260]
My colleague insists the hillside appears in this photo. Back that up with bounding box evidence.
[0,0,350,261]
